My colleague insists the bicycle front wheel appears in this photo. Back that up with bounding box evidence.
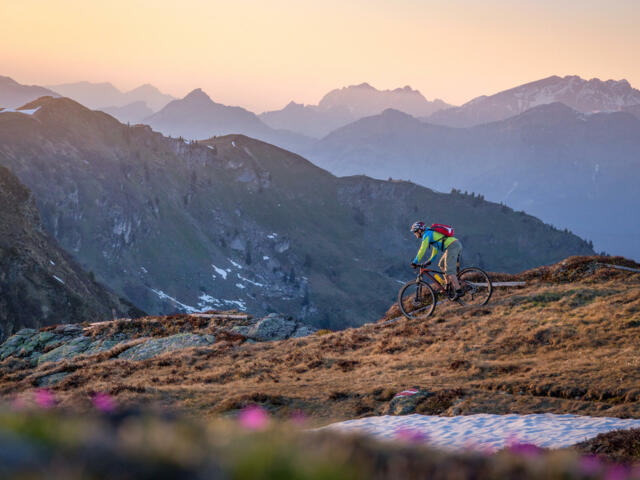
[457,267,492,306]
[398,280,436,319]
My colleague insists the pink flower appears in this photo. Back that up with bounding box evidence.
[605,465,629,480]
[395,427,429,444]
[507,442,543,457]
[238,405,269,431]
[34,389,56,409]
[91,392,116,412]
[578,455,603,476]
[290,410,307,426]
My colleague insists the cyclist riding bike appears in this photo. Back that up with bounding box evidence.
[410,221,464,299]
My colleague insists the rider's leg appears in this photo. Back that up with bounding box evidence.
[443,242,462,292]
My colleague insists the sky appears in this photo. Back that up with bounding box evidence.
[1,0,639,112]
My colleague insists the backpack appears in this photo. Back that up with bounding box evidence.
[428,223,454,250]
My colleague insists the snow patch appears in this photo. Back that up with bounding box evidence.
[53,275,65,284]
[223,299,246,310]
[324,413,640,452]
[0,106,41,115]
[237,273,264,287]
[151,289,198,313]
[267,233,278,239]
[231,140,236,147]
[263,256,270,260]
[235,283,246,289]
[228,259,243,269]
[49,260,55,266]
[212,265,228,279]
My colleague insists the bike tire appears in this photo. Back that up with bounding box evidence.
[457,267,493,306]
[398,280,437,319]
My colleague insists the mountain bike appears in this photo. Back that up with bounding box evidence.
[397,261,492,319]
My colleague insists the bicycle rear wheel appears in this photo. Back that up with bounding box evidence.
[398,280,436,319]
[457,267,492,306]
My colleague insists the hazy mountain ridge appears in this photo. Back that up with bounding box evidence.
[260,83,451,138]
[307,103,640,260]
[0,163,141,341]
[427,75,640,127]
[0,75,59,109]
[0,96,592,328]
[145,88,313,152]
[46,80,175,112]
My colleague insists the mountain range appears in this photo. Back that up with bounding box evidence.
[144,88,313,152]
[0,96,592,328]
[260,83,450,138]
[306,103,640,260]
[45,81,175,111]
[426,75,640,127]
[0,163,141,341]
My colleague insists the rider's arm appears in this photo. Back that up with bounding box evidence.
[413,236,435,264]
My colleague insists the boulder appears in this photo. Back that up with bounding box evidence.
[117,333,215,361]
[385,389,433,415]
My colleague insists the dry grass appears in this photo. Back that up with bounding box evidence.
[1,256,639,424]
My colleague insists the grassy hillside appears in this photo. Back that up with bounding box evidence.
[1,256,637,422]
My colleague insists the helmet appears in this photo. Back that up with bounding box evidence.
[410,221,426,233]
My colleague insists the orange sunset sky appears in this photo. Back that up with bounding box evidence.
[1,0,639,112]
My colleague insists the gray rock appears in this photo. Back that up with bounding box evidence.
[245,314,297,341]
[117,333,215,361]
[291,325,317,338]
[38,336,92,364]
[36,371,70,387]
[385,390,433,415]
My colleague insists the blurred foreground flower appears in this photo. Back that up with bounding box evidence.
[605,464,630,480]
[34,389,56,409]
[238,405,269,431]
[91,392,116,412]
[579,455,604,476]
[395,427,429,444]
[290,410,307,426]
[506,442,543,458]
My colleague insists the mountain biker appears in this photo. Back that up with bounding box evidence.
[410,221,464,299]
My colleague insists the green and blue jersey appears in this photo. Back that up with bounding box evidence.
[413,230,457,264]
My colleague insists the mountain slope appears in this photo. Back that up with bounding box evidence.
[145,88,312,152]
[101,101,154,124]
[260,83,451,138]
[0,164,142,341]
[0,76,58,109]
[307,105,640,260]
[427,75,640,127]
[0,96,592,328]
[46,80,174,111]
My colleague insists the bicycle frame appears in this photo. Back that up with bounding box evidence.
[416,267,449,294]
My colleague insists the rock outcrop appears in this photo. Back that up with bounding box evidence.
[0,311,317,373]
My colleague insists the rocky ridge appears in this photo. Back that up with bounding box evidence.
[0,311,317,380]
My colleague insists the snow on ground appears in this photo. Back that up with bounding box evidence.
[324,414,640,452]
[228,259,243,269]
[0,106,41,115]
[53,275,64,284]
[237,273,264,287]
[151,289,198,314]
[212,265,228,280]
[235,283,246,289]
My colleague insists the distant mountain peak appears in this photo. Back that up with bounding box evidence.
[183,88,211,102]
[354,82,374,90]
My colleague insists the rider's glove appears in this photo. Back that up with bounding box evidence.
[411,262,418,268]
